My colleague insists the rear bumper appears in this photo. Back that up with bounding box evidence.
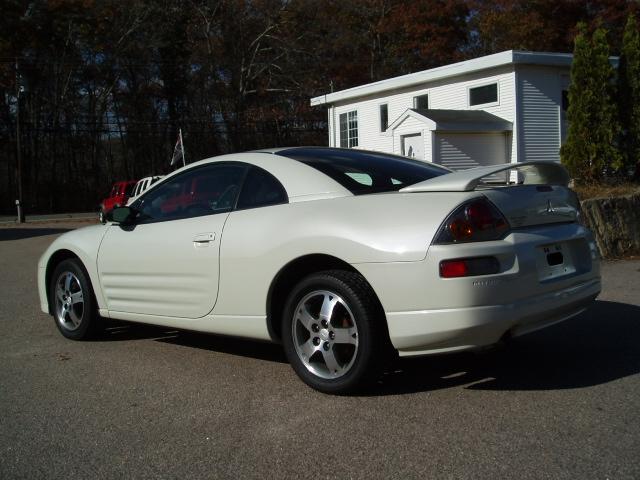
[387,277,600,356]
[354,222,601,357]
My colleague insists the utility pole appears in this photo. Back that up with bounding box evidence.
[15,58,25,223]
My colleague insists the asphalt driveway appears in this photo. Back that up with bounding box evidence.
[1,222,639,479]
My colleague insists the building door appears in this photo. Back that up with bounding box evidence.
[435,132,508,181]
[401,133,424,159]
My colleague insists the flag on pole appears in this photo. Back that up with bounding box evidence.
[170,129,186,167]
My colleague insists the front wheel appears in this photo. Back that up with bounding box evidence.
[282,270,390,394]
[50,259,100,340]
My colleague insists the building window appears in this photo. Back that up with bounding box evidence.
[413,94,429,110]
[562,90,569,111]
[469,83,498,106]
[379,104,388,132]
[339,111,358,148]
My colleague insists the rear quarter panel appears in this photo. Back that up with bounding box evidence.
[215,191,478,316]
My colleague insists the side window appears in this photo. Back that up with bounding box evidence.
[562,90,569,111]
[469,83,498,106]
[413,94,429,110]
[236,167,287,210]
[133,163,246,222]
[379,104,388,132]
[339,110,358,148]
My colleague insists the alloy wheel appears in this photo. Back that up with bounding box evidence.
[53,271,85,332]
[292,290,359,379]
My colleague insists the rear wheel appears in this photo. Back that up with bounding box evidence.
[282,270,390,394]
[50,259,100,340]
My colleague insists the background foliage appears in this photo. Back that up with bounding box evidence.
[1,0,638,213]
[561,23,621,182]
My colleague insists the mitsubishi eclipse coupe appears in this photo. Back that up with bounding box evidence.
[38,147,601,393]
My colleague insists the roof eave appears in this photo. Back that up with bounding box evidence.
[311,50,609,107]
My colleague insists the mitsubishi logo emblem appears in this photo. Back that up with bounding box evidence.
[546,199,555,214]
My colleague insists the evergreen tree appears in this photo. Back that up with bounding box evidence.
[561,24,621,182]
[618,14,640,177]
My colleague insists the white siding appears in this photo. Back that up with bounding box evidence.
[332,65,518,162]
[517,66,563,162]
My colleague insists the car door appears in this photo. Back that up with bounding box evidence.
[97,162,247,319]
[214,166,289,316]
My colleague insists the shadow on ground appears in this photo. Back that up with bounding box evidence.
[0,228,71,241]
[100,321,287,363]
[95,300,639,395]
[373,300,640,395]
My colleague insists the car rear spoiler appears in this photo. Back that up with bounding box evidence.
[400,161,570,193]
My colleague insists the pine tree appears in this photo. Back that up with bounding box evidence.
[618,14,640,177]
[592,27,622,173]
[561,24,621,182]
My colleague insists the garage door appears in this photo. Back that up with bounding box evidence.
[435,133,508,181]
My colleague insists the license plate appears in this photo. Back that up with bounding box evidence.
[537,242,576,281]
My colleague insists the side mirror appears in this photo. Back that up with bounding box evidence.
[108,206,135,224]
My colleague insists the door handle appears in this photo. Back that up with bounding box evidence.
[193,232,215,247]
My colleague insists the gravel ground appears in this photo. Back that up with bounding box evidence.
[1,222,639,479]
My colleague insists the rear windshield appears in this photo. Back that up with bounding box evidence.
[277,147,449,195]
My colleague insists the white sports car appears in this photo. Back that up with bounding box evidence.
[38,147,601,393]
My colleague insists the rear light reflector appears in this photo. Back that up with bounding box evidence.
[439,260,469,278]
[439,257,500,278]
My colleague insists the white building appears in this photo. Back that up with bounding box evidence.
[311,50,577,172]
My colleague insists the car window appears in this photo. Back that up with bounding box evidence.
[132,164,246,222]
[345,172,373,186]
[278,147,449,195]
[236,167,288,210]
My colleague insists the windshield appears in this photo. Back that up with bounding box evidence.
[277,147,450,195]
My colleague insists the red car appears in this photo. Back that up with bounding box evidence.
[99,180,137,223]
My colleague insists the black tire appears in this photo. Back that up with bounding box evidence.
[281,270,391,394]
[49,258,101,340]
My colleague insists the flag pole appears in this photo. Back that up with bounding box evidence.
[180,128,185,167]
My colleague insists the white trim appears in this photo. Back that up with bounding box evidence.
[386,109,436,134]
[400,132,423,157]
[467,81,500,108]
[310,51,607,107]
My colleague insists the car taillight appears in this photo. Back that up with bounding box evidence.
[433,198,510,244]
[439,257,500,278]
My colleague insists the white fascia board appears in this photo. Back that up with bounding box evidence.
[311,50,619,107]
[311,51,517,106]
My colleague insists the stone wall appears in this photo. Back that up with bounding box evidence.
[581,192,640,258]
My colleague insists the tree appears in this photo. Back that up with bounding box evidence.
[618,14,640,176]
[467,0,640,56]
[560,23,621,182]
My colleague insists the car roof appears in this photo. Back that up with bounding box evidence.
[163,150,353,203]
